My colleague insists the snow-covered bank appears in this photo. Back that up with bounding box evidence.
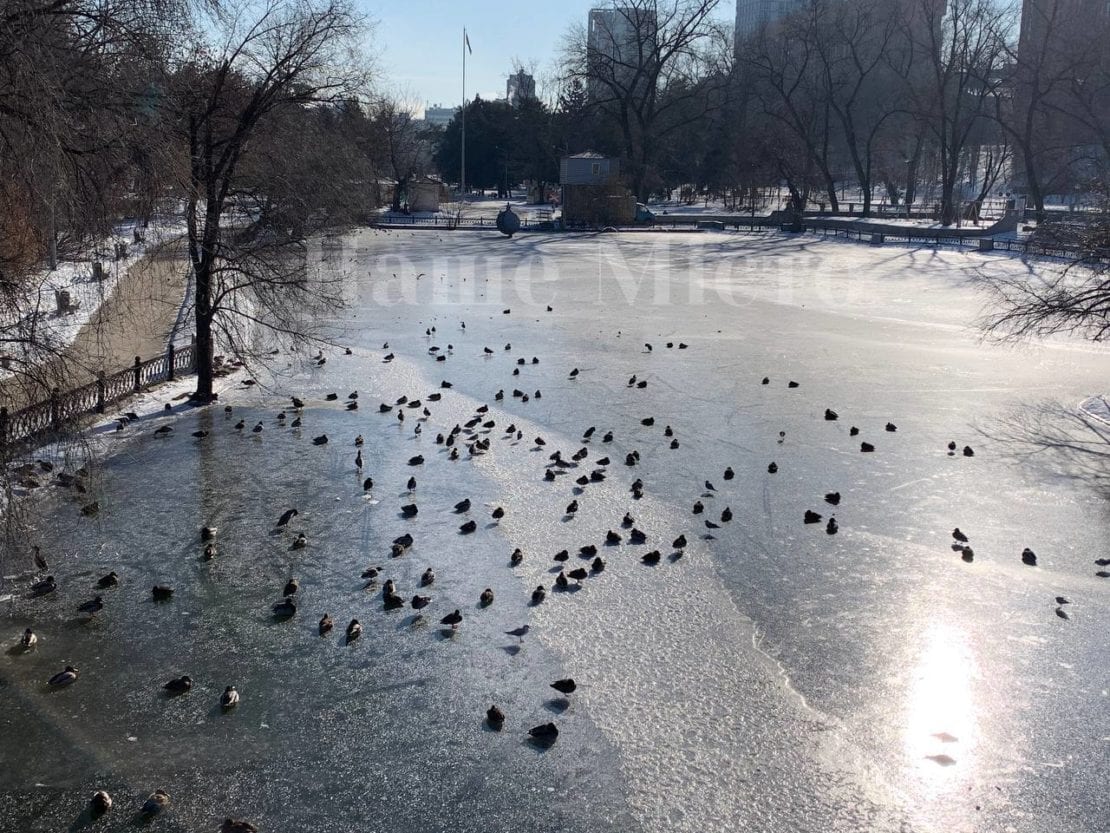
[0,216,186,381]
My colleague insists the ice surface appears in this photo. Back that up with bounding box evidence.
[2,230,1107,833]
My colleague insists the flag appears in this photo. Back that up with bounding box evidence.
[464,29,472,55]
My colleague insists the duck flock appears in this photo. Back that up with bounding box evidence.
[8,291,1107,830]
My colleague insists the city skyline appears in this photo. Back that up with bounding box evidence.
[364,0,732,113]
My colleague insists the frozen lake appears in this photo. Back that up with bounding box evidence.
[2,230,1108,832]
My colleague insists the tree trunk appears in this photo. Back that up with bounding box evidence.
[193,262,215,402]
[1020,143,1045,223]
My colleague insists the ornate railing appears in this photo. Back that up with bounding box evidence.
[0,342,197,448]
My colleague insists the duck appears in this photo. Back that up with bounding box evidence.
[220,819,259,833]
[420,568,435,586]
[201,526,218,541]
[252,422,263,433]
[440,609,463,629]
[605,530,622,544]
[459,520,477,534]
[510,548,523,566]
[962,446,975,457]
[672,534,687,550]
[479,588,494,607]
[487,705,505,728]
[383,591,404,610]
[152,585,173,601]
[48,666,79,687]
[692,501,704,515]
[31,575,56,595]
[531,585,547,605]
[272,597,297,617]
[720,507,733,523]
[824,408,839,421]
[491,507,505,520]
[312,434,328,445]
[283,578,299,596]
[952,528,969,543]
[20,627,37,650]
[824,492,841,506]
[723,467,734,480]
[90,790,112,815]
[1022,547,1037,566]
[849,426,860,436]
[567,567,588,583]
[885,422,897,432]
[529,722,558,741]
[767,462,778,474]
[346,619,362,643]
[411,595,431,610]
[826,518,838,535]
[291,533,307,549]
[78,596,104,615]
[629,529,647,544]
[960,546,974,562]
[565,500,578,515]
[163,675,192,695]
[97,571,119,588]
[555,571,569,590]
[401,504,418,518]
[551,678,577,695]
[641,550,661,565]
[454,498,471,513]
[203,543,218,560]
[804,510,822,524]
[860,442,875,453]
[318,614,333,635]
[276,508,298,527]
[141,790,170,816]
[220,686,239,709]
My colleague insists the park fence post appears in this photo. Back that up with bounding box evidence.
[167,343,176,381]
[133,356,142,392]
[96,372,106,413]
[0,406,8,450]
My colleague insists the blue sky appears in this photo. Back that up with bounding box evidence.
[361,1,733,112]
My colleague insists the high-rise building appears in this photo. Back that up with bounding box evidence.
[1014,0,1110,194]
[422,104,458,128]
[586,7,658,101]
[734,0,804,43]
[506,70,536,106]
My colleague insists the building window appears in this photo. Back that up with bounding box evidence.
[591,162,601,176]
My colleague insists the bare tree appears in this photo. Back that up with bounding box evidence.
[564,0,731,200]
[370,94,434,213]
[744,3,842,211]
[166,0,368,402]
[892,0,1009,226]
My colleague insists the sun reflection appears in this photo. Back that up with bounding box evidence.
[904,622,978,788]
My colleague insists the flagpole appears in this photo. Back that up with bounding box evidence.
[461,27,467,203]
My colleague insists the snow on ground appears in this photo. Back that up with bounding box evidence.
[0,216,186,380]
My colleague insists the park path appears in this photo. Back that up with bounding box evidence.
[1,240,190,410]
